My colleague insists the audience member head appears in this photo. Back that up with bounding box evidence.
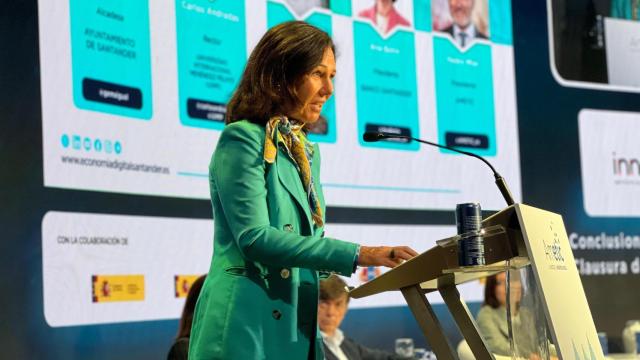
[318,275,350,337]
[176,274,206,339]
[483,272,522,309]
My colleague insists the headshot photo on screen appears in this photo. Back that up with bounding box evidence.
[355,0,413,35]
[432,0,489,48]
[283,0,329,17]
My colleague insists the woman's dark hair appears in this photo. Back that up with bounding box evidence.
[176,274,206,339]
[483,274,501,309]
[484,273,524,309]
[226,21,335,124]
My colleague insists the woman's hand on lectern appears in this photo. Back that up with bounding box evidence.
[358,246,419,268]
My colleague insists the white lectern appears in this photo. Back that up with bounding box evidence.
[350,204,605,360]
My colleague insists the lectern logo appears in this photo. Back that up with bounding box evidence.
[543,238,564,262]
[543,221,567,270]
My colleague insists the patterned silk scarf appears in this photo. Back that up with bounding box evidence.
[264,115,324,227]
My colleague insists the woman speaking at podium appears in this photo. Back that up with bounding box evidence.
[188,21,418,359]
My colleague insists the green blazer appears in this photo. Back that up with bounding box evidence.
[189,120,359,360]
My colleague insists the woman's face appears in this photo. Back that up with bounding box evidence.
[495,272,522,307]
[288,47,336,124]
[495,272,507,306]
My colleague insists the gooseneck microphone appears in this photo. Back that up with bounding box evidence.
[362,132,515,206]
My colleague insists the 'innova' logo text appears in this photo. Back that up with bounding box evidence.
[579,109,640,217]
[612,152,640,185]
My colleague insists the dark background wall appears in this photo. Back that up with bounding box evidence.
[1,0,639,358]
[514,0,640,353]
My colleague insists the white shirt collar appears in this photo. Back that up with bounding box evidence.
[453,23,477,42]
[321,328,344,346]
[321,329,348,360]
[376,12,390,34]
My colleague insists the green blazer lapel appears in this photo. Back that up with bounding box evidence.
[275,146,313,231]
[311,143,325,237]
[311,143,325,211]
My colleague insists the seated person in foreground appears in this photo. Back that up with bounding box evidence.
[477,272,556,360]
[318,275,406,360]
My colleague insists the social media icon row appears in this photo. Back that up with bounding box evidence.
[61,134,122,154]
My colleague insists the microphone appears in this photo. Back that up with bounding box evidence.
[362,131,515,206]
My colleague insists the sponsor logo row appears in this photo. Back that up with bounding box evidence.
[91,274,201,303]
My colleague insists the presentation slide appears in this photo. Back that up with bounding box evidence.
[352,0,419,151]
[175,0,247,130]
[578,109,640,217]
[42,212,213,327]
[42,211,478,326]
[68,0,153,119]
[39,0,521,210]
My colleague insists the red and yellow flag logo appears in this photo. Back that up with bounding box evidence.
[92,275,145,303]
[174,275,200,298]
